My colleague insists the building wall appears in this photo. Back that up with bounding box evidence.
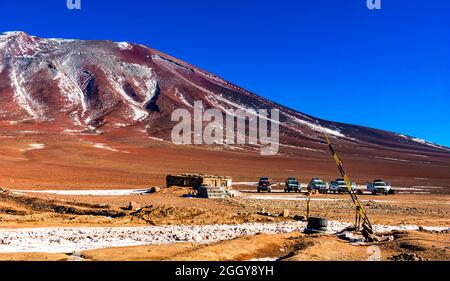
[166,175,232,188]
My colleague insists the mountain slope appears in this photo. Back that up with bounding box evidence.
[0,31,449,158]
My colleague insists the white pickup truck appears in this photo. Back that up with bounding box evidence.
[367,180,393,195]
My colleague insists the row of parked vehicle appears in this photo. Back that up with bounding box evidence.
[257,177,394,195]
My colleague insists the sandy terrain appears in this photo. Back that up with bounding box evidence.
[1,230,448,261]
[0,185,448,261]
[0,126,449,191]
[1,186,449,227]
[0,126,448,261]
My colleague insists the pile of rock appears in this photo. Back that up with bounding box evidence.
[391,253,423,261]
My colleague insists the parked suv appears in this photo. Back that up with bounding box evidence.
[367,179,393,195]
[285,177,300,193]
[308,178,328,194]
[330,178,355,194]
[257,177,272,193]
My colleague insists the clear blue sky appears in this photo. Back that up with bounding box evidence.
[1,0,449,146]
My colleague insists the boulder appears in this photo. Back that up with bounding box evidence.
[124,201,142,211]
[149,187,162,193]
[281,209,290,218]
[293,215,305,221]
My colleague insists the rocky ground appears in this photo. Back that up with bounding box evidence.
[228,191,450,226]
[1,186,449,227]
[0,186,448,261]
[1,229,448,261]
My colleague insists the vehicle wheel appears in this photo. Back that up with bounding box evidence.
[257,188,261,193]
[372,191,376,195]
[268,189,272,193]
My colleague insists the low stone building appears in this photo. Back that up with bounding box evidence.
[166,173,232,189]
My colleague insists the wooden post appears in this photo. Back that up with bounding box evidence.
[306,198,311,219]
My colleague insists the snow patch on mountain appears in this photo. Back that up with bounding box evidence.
[116,42,133,50]
[0,37,5,72]
[47,38,77,44]
[54,71,86,110]
[9,66,45,120]
[151,54,193,73]
[411,137,449,150]
[104,62,158,121]
[2,31,40,55]
[214,94,282,126]
[285,113,345,138]
[398,134,450,151]
[207,94,343,139]
[174,88,192,107]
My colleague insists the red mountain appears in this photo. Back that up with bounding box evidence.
[0,31,449,189]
